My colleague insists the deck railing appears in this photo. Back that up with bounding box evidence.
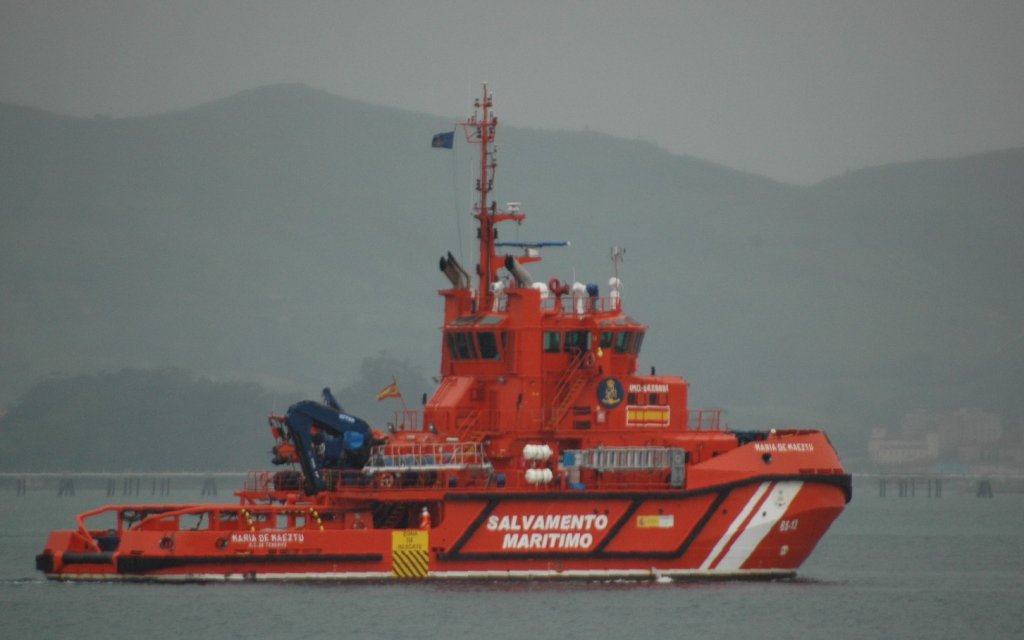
[363,441,492,474]
[489,293,623,315]
[688,408,724,430]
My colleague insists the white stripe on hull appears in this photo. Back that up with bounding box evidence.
[714,480,803,571]
[699,480,772,570]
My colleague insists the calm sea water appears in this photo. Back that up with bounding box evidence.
[1,478,1021,639]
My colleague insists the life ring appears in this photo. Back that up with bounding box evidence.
[215,537,228,550]
[159,535,174,550]
[548,277,570,297]
[376,472,396,489]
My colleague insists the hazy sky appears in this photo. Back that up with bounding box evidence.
[2,0,1022,184]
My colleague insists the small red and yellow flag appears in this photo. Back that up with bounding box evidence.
[376,379,402,401]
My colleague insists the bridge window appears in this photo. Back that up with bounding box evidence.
[564,331,591,353]
[599,331,614,349]
[613,331,646,354]
[447,332,478,360]
[543,331,561,353]
[614,331,633,354]
[632,332,645,354]
[478,332,500,360]
[447,331,505,360]
[460,333,478,359]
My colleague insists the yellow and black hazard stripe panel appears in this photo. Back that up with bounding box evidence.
[391,530,429,578]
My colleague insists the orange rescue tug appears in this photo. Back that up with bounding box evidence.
[37,86,850,582]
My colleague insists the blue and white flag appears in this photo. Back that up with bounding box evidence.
[431,131,455,149]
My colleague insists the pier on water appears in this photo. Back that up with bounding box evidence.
[872,474,1002,498]
[2,472,244,497]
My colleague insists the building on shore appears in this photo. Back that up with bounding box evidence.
[868,409,1023,475]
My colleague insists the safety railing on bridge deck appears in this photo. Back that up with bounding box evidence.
[489,293,623,315]
[390,409,420,432]
[688,408,724,431]
[540,294,622,315]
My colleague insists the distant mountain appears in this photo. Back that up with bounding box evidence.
[0,353,428,472]
[0,368,280,472]
[2,84,1022,465]
[0,85,455,398]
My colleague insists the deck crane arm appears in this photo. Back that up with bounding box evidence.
[272,399,373,495]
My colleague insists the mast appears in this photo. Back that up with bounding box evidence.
[459,83,524,310]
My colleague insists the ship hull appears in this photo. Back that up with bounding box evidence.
[37,475,849,582]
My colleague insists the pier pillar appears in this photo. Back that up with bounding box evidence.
[123,477,140,496]
[977,479,993,498]
[57,478,75,497]
[201,477,218,496]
